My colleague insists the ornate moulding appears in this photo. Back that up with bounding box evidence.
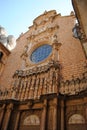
[59,71,87,95]
[21,33,61,68]
[33,10,57,26]
[27,25,59,43]
[13,60,60,77]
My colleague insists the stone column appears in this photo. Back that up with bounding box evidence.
[14,111,21,130]
[61,100,65,130]
[43,73,47,94]
[3,103,13,130]
[38,74,43,98]
[27,76,31,99]
[29,75,35,99]
[40,99,47,130]
[0,104,5,127]
[34,75,39,99]
[53,98,58,130]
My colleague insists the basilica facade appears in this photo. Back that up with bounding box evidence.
[0,7,87,130]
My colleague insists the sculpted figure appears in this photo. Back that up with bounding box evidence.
[7,35,16,50]
[0,26,7,46]
[0,26,16,50]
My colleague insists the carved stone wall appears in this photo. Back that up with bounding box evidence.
[7,110,18,130]
[65,97,87,130]
[0,95,87,130]
[0,9,87,130]
[59,71,87,95]
[19,110,41,130]
[10,60,60,101]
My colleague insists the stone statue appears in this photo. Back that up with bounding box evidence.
[0,26,16,50]
[7,35,16,50]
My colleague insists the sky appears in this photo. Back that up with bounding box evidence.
[0,0,74,39]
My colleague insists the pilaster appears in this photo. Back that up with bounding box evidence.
[0,104,5,128]
[2,103,13,130]
[53,98,58,130]
[40,99,47,130]
[14,111,21,130]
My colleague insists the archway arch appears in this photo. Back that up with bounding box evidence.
[68,114,85,124]
[67,114,86,130]
[23,115,40,125]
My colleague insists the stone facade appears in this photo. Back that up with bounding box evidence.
[72,0,87,56]
[0,9,87,130]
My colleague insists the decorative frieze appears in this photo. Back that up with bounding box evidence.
[13,60,60,77]
[27,26,59,44]
[59,71,87,95]
[0,64,87,101]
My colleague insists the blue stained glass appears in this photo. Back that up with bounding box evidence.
[30,44,52,63]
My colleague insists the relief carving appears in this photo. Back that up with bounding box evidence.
[23,115,40,125]
[68,114,85,124]
[59,72,87,95]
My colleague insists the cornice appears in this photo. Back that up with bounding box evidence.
[13,60,60,77]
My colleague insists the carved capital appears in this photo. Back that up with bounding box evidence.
[43,99,47,108]
[0,104,6,111]
[53,42,62,50]
[7,103,13,110]
[27,101,33,108]
[21,45,28,59]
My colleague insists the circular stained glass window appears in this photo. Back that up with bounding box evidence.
[30,44,52,63]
